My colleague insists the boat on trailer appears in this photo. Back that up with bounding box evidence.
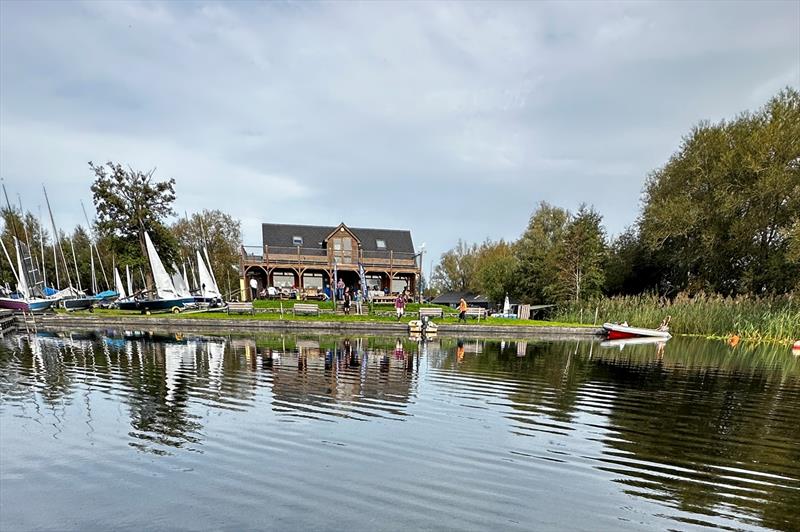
[603,321,671,340]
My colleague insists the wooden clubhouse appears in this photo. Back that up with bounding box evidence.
[241,223,422,301]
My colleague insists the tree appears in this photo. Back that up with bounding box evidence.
[431,239,478,292]
[172,210,242,297]
[639,88,800,294]
[471,240,518,304]
[555,205,606,302]
[514,202,570,303]
[90,162,179,289]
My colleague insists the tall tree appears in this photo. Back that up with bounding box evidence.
[431,239,478,292]
[471,240,519,304]
[639,88,800,294]
[90,162,179,289]
[514,202,570,303]
[555,205,606,302]
[172,210,242,296]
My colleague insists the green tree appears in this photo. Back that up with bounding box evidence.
[514,202,570,303]
[431,239,478,292]
[555,205,606,302]
[172,210,242,296]
[639,88,800,294]
[471,240,518,304]
[90,162,179,289]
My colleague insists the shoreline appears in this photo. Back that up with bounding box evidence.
[21,313,602,339]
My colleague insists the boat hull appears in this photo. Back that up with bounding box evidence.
[0,297,55,313]
[117,298,186,313]
[603,323,671,339]
[62,298,95,311]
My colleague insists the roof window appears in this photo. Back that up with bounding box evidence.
[292,236,303,246]
[376,239,386,249]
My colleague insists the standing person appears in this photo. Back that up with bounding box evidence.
[458,297,468,323]
[343,288,351,315]
[354,289,363,315]
[249,277,258,301]
[395,292,406,321]
[337,278,345,300]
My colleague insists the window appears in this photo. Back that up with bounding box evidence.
[302,272,323,289]
[292,236,303,246]
[332,236,353,264]
[272,272,295,288]
[391,278,408,293]
[376,239,386,249]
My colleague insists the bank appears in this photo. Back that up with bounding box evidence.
[21,311,601,339]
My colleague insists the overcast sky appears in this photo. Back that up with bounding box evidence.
[1,0,798,265]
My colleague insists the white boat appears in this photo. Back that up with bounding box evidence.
[603,322,671,340]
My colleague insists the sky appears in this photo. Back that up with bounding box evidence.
[1,0,798,266]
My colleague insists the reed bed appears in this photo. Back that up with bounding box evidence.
[554,293,799,343]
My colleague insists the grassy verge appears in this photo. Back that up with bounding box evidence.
[52,308,589,328]
[553,292,799,343]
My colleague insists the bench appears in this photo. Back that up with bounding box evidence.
[465,308,487,320]
[227,301,254,315]
[293,303,320,316]
[419,307,444,319]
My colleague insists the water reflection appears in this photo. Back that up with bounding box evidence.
[1,331,799,531]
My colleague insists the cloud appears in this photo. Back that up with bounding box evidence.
[1,0,798,262]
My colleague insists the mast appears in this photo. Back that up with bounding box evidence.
[1,180,22,246]
[0,237,21,290]
[14,238,30,299]
[69,238,82,293]
[38,206,47,287]
[81,200,109,289]
[90,247,97,294]
[43,185,72,289]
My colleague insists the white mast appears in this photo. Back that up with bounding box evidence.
[14,238,30,299]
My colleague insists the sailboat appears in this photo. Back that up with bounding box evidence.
[170,262,196,307]
[0,237,55,312]
[117,232,187,313]
[194,249,223,306]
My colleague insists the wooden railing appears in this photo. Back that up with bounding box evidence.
[242,245,418,270]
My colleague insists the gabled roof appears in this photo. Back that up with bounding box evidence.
[431,291,489,305]
[262,223,415,253]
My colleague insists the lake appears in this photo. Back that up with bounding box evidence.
[1,330,799,531]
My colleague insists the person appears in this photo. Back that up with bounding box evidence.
[458,297,468,323]
[337,278,345,300]
[395,292,405,321]
[343,288,351,315]
[354,289,363,315]
[249,277,258,300]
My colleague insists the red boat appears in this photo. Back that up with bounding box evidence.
[603,321,671,340]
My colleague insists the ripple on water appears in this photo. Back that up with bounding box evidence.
[1,332,799,532]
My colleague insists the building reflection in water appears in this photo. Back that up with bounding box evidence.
[0,331,422,455]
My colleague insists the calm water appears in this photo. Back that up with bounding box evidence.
[1,330,799,531]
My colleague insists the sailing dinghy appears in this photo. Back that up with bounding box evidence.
[117,232,186,313]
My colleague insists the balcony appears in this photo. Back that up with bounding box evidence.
[242,245,418,271]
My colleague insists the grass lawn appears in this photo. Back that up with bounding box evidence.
[53,307,590,328]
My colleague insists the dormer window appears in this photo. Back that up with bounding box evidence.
[292,236,303,246]
[376,239,386,249]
